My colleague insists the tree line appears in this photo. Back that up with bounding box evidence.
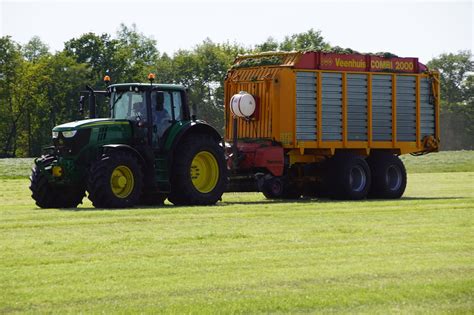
[0,24,472,157]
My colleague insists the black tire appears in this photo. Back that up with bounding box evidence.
[30,155,85,208]
[87,151,143,208]
[330,153,371,200]
[262,177,300,200]
[367,153,407,199]
[168,134,226,206]
[262,177,284,199]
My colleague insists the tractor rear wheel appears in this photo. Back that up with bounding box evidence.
[87,151,143,208]
[330,153,371,200]
[168,135,226,206]
[367,153,406,199]
[30,155,85,208]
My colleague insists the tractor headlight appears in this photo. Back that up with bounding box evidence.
[52,131,59,139]
[62,130,77,138]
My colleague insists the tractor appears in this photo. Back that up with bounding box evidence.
[30,75,227,208]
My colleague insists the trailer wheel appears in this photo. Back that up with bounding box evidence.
[331,154,371,200]
[168,135,226,206]
[262,177,300,199]
[30,155,85,208]
[262,177,284,199]
[367,153,407,199]
[87,151,143,208]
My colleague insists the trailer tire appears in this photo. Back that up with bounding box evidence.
[367,153,406,199]
[30,155,85,208]
[168,134,226,206]
[331,153,371,200]
[87,151,143,208]
[262,177,284,199]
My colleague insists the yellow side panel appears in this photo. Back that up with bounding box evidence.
[224,68,280,141]
[275,68,296,147]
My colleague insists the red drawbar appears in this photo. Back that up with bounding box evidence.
[231,141,284,176]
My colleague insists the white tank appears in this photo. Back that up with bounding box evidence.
[230,92,256,118]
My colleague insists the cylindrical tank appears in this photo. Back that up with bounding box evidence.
[230,92,256,118]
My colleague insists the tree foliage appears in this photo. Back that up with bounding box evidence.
[428,50,473,149]
[427,51,473,105]
[253,29,330,53]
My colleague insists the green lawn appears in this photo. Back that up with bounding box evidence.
[0,152,473,313]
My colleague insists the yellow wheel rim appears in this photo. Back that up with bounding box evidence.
[110,165,134,198]
[190,151,219,193]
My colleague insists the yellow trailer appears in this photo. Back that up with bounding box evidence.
[224,51,440,200]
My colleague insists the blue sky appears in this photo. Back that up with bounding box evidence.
[1,0,472,63]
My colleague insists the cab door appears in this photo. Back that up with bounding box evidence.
[150,90,184,148]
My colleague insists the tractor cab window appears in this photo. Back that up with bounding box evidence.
[172,91,183,120]
[152,91,171,137]
[161,91,182,121]
[151,90,183,137]
[111,90,147,121]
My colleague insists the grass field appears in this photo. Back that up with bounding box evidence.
[0,151,473,313]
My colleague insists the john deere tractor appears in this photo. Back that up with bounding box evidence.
[30,76,227,208]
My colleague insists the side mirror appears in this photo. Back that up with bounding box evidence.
[155,92,164,111]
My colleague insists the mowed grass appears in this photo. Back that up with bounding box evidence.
[0,152,473,313]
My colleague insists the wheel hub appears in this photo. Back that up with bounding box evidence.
[110,166,134,198]
[349,165,366,192]
[386,165,402,191]
[190,151,219,193]
[113,176,127,188]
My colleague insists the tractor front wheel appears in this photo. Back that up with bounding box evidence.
[87,151,143,208]
[30,155,85,208]
[168,135,226,206]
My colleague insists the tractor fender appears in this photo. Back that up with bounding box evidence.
[168,121,221,152]
[166,121,222,164]
[101,144,146,166]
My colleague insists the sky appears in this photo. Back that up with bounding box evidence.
[0,0,472,64]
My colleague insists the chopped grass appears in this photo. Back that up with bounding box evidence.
[0,171,473,313]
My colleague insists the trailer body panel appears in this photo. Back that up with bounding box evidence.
[225,53,439,157]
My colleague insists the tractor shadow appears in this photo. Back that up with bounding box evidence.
[58,196,465,211]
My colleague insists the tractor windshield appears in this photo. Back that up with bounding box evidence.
[111,90,147,121]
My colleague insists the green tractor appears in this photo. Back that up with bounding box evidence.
[30,76,227,208]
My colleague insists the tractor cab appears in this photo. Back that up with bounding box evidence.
[108,83,189,148]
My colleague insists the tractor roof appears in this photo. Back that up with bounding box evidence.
[108,83,186,91]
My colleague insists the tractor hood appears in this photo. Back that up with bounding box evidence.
[53,118,130,132]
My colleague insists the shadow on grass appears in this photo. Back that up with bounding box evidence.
[57,196,465,211]
[223,196,465,205]
[58,203,175,212]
